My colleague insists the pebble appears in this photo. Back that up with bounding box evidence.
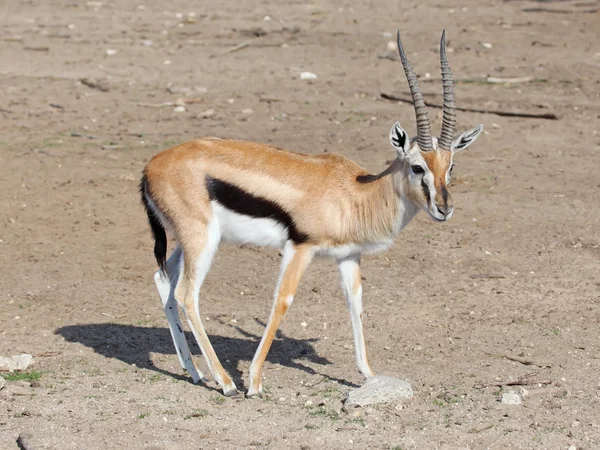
[241,108,253,114]
[304,400,313,407]
[345,375,413,407]
[501,392,522,405]
[300,72,317,80]
[481,42,493,49]
[173,106,186,112]
[105,49,117,56]
[199,108,214,118]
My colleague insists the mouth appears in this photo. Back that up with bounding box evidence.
[427,207,452,222]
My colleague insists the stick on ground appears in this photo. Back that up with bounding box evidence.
[485,352,552,368]
[380,92,559,120]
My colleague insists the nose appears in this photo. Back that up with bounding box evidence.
[436,204,453,217]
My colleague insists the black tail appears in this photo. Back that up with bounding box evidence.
[139,174,167,275]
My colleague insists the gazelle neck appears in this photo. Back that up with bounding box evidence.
[390,160,420,235]
[344,160,419,249]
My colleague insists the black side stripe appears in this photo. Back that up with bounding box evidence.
[421,178,431,206]
[205,176,310,244]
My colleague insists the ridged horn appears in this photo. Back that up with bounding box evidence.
[396,30,433,151]
[438,30,456,150]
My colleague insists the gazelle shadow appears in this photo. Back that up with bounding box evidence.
[56,321,359,391]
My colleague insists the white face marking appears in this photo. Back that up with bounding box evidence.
[445,153,454,185]
[212,201,288,247]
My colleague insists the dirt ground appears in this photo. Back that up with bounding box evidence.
[1,0,599,449]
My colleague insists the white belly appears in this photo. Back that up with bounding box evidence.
[212,201,288,247]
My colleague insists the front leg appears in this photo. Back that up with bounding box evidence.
[247,241,314,397]
[338,254,375,378]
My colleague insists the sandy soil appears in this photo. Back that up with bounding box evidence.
[1,0,599,449]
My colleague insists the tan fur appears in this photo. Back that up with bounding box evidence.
[247,244,313,394]
[422,150,453,208]
[144,139,399,247]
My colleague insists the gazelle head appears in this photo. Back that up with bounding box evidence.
[390,30,483,222]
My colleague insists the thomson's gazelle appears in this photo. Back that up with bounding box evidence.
[140,30,482,397]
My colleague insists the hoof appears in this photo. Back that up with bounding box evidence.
[223,389,241,398]
[246,390,263,399]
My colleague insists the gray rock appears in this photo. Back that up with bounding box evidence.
[344,375,413,408]
[501,392,522,405]
[0,354,34,372]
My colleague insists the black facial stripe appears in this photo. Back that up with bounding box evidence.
[421,178,431,206]
[440,184,449,207]
[205,176,310,244]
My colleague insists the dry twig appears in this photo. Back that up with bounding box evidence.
[380,92,559,120]
[485,352,552,368]
[474,371,553,389]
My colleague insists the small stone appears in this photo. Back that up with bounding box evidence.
[0,354,33,372]
[304,400,313,407]
[105,48,117,56]
[141,39,153,46]
[386,41,397,51]
[199,108,214,118]
[300,321,307,328]
[173,106,186,112]
[480,42,493,49]
[278,396,286,402]
[163,59,171,65]
[300,72,317,80]
[345,375,413,407]
[241,108,253,114]
[501,392,522,405]
[568,446,577,450]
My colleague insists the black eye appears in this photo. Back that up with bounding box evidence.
[411,165,424,175]
[450,164,455,173]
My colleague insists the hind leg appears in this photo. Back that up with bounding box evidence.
[154,247,206,384]
[175,218,238,395]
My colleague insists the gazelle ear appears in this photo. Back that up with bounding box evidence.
[389,121,410,157]
[451,124,483,153]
